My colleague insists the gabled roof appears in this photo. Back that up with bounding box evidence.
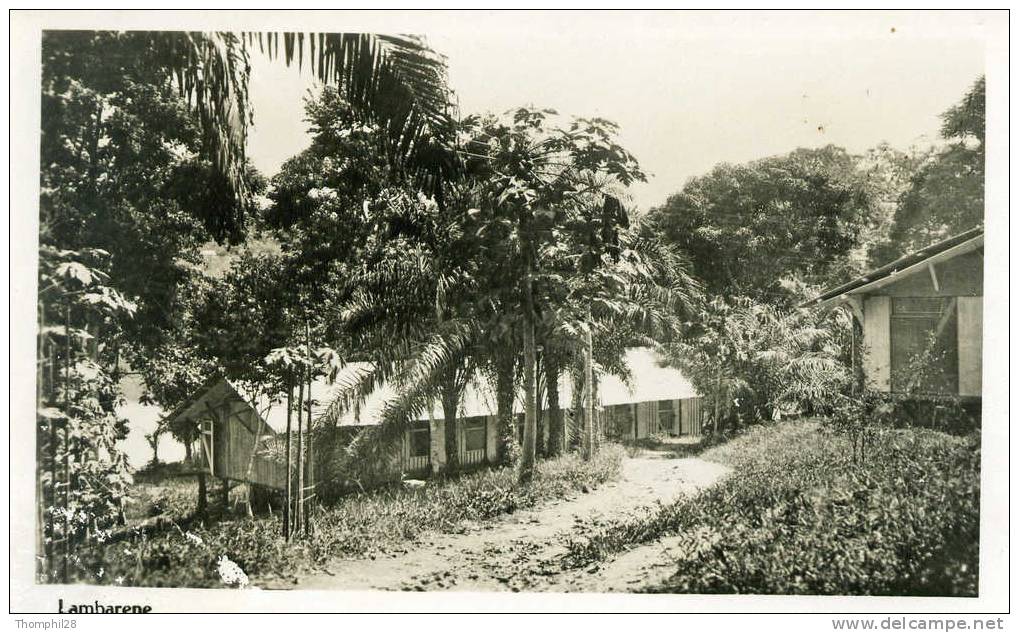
[318,347,698,425]
[164,375,280,437]
[598,347,699,405]
[801,227,984,310]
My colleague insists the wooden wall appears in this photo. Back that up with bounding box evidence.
[957,296,984,397]
[863,296,892,392]
[859,251,984,397]
[679,397,704,436]
[618,398,704,439]
[212,399,286,489]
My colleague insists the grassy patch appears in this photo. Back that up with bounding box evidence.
[564,420,980,596]
[69,445,624,588]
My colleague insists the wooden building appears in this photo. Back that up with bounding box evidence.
[164,376,289,490]
[804,228,983,398]
[164,348,705,489]
[597,348,703,439]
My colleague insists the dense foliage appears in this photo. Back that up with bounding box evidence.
[644,145,875,304]
[37,26,985,593]
[37,246,138,580]
[871,76,985,263]
[666,298,852,434]
[565,420,980,596]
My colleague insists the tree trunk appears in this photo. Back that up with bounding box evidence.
[546,355,563,456]
[535,355,546,458]
[36,305,46,578]
[518,261,537,484]
[283,383,293,540]
[440,373,461,473]
[569,362,583,451]
[592,373,601,453]
[305,361,314,535]
[583,325,594,460]
[304,321,315,535]
[495,352,517,464]
[712,371,722,436]
[296,378,305,534]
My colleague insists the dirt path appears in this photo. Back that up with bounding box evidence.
[267,448,729,593]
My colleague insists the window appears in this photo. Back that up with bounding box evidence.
[464,419,486,452]
[657,400,676,435]
[409,427,430,458]
[890,297,959,395]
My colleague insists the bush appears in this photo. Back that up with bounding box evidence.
[69,445,624,587]
[881,394,981,435]
[823,390,981,444]
[667,298,852,433]
[565,421,979,596]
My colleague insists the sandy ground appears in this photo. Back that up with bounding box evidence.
[263,445,729,593]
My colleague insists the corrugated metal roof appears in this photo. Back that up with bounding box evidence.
[598,347,699,405]
[299,347,698,428]
[801,227,984,309]
[169,347,699,434]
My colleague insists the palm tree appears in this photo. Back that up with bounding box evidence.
[42,30,454,208]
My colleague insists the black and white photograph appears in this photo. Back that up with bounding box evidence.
[8,9,1011,618]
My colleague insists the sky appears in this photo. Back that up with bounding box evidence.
[123,11,988,468]
[245,12,985,212]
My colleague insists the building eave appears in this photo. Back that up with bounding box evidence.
[802,229,984,310]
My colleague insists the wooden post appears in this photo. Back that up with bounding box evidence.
[850,314,857,395]
[195,420,208,517]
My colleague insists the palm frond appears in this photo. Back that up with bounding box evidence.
[72,31,454,208]
[249,32,456,187]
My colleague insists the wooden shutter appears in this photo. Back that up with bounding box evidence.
[957,296,983,397]
[863,296,891,391]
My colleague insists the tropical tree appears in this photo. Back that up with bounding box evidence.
[456,108,663,478]
[667,297,851,434]
[36,245,137,581]
[871,75,985,262]
[644,145,876,304]
[43,30,453,210]
[40,28,455,389]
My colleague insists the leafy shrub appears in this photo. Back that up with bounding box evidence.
[667,298,851,434]
[69,445,623,587]
[565,421,979,596]
[823,390,981,450]
[880,394,981,435]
